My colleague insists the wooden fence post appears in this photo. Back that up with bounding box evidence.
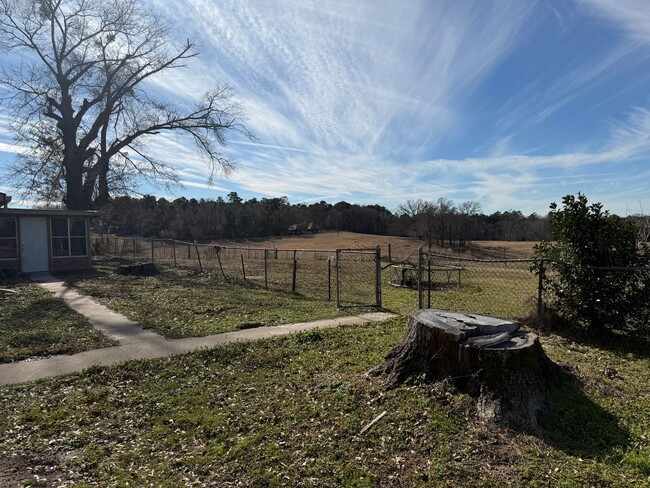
[291,250,297,293]
[194,241,203,273]
[215,246,227,280]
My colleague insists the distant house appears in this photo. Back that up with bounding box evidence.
[287,222,319,235]
[287,223,303,235]
[0,208,97,274]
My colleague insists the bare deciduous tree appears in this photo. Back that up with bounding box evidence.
[397,198,436,248]
[457,200,481,246]
[0,0,252,209]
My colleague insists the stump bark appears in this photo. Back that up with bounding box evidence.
[368,310,567,429]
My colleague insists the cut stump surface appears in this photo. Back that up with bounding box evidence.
[368,310,567,429]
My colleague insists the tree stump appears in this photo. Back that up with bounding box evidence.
[115,262,159,276]
[368,310,568,429]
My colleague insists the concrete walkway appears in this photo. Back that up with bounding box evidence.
[0,274,395,386]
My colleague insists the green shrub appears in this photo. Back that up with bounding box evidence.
[533,194,649,332]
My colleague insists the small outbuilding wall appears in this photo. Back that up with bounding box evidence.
[0,209,97,274]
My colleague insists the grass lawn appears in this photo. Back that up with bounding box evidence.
[0,318,648,486]
[64,260,349,339]
[381,261,539,320]
[0,279,116,363]
[67,254,538,341]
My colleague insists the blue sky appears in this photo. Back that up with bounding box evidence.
[1,0,650,215]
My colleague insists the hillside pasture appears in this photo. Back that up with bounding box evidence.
[208,231,539,260]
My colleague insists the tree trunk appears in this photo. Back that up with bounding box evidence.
[64,159,85,210]
[368,310,568,430]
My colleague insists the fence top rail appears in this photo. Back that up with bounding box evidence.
[337,248,378,253]
[211,246,337,254]
[108,236,363,254]
[424,251,535,264]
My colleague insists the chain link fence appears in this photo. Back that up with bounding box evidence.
[92,237,649,324]
[92,236,381,308]
[335,248,382,308]
[407,248,541,320]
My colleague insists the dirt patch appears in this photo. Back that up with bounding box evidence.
[0,450,79,487]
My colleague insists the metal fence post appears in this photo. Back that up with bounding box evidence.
[240,253,246,281]
[427,252,431,308]
[264,249,268,289]
[291,250,298,293]
[537,258,545,319]
[417,246,423,310]
[172,240,177,267]
[375,245,382,308]
[328,257,332,301]
[151,239,154,263]
[335,250,341,308]
[132,238,136,264]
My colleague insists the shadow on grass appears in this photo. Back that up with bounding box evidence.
[548,325,649,360]
[58,258,127,285]
[540,383,630,458]
[530,307,650,359]
[0,296,113,362]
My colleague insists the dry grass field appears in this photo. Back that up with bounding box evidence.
[211,231,539,259]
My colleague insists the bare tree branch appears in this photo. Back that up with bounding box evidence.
[1,0,253,209]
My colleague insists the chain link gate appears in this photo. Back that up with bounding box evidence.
[335,246,382,308]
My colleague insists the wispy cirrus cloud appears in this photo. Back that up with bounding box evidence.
[1,0,649,217]
[494,0,650,130]
[579,0,650,42]
[223,106,650,213]
[147,0,536,159]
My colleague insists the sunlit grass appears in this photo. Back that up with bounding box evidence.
[0,318,647,486]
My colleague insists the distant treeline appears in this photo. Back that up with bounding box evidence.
[101,193,552,245]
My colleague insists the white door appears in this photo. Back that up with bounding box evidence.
[20,217,49,272]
